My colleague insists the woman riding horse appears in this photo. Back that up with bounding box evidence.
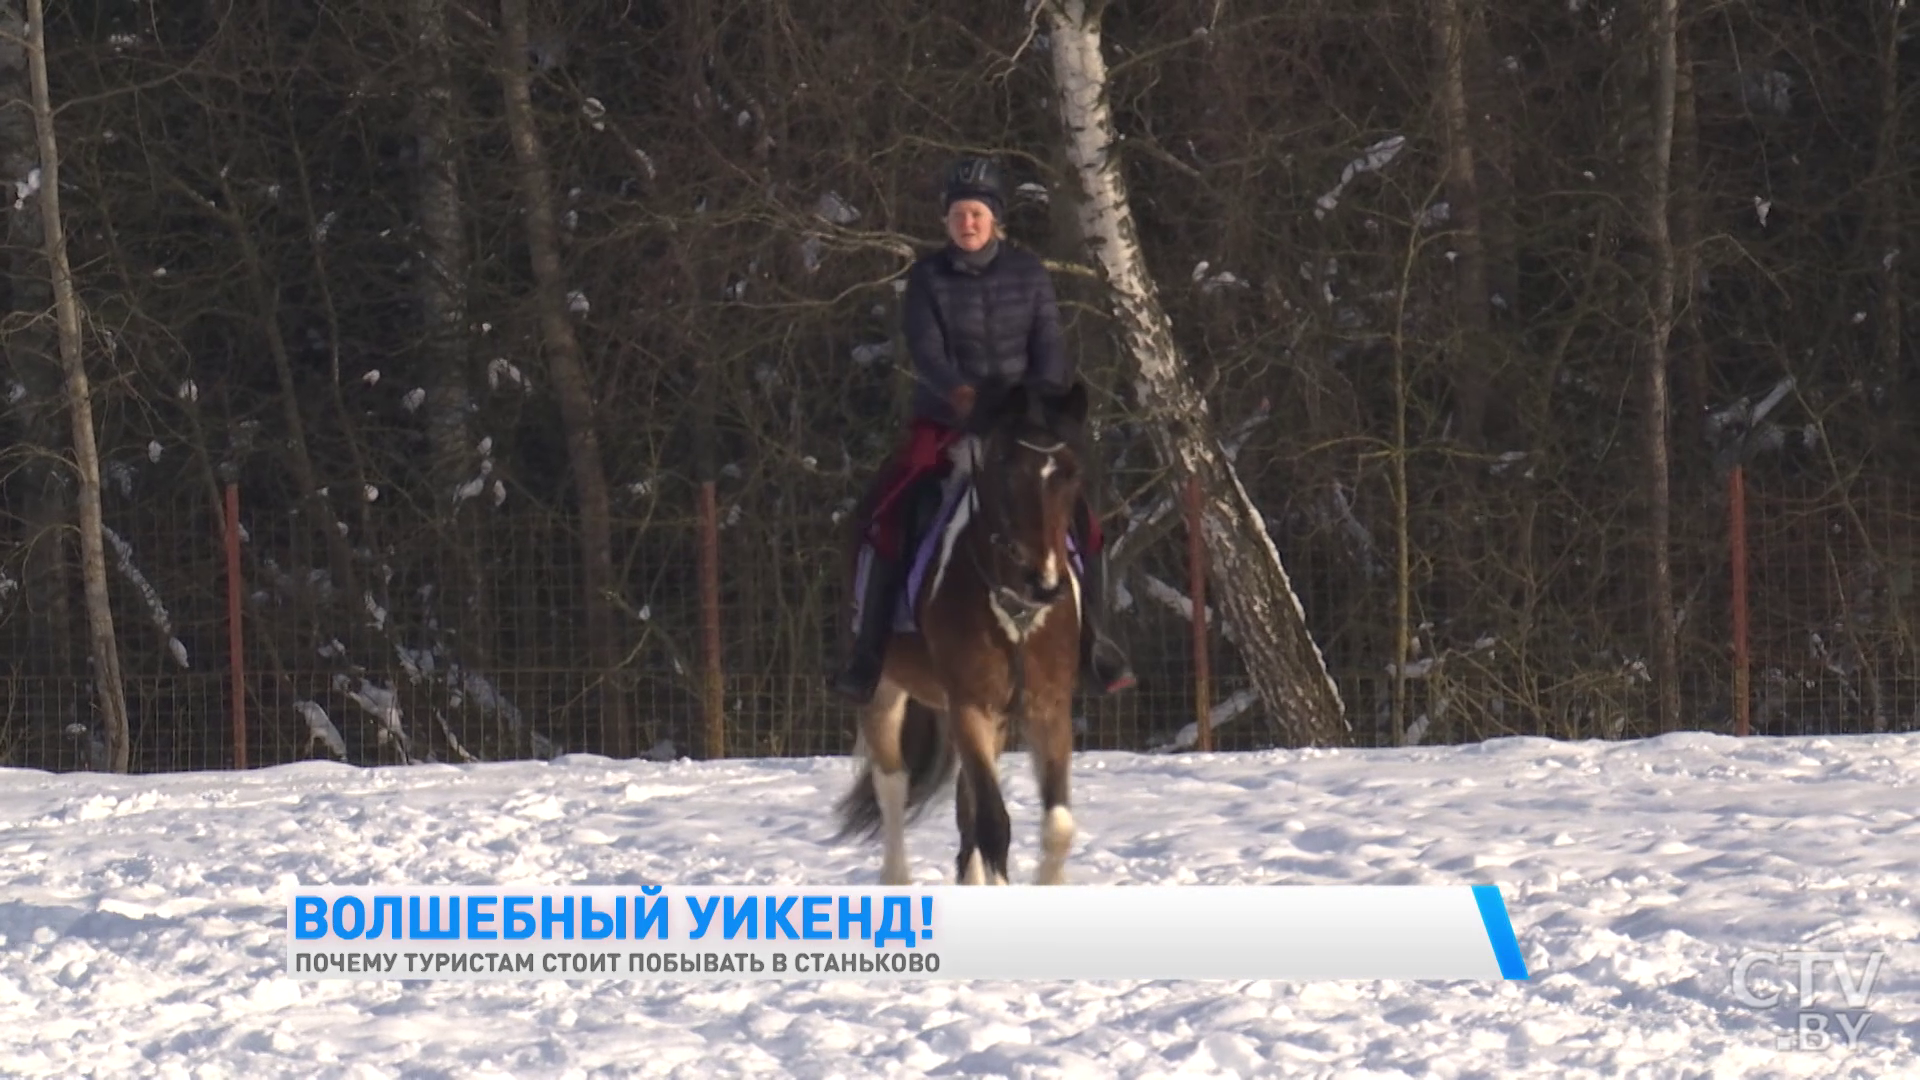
[829,156,1136,705]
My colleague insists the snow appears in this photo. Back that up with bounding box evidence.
[814,191,861,225]
[12,165,40,210]
[294,701,347,758]
[103,526,186,667]
[333,675,410,761]
[0,736,1911,1075]
[1314,135,1407,219]
[487,358,528,392]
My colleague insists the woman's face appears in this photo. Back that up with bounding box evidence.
[945,200,995,252]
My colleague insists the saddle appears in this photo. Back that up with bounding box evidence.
[852,465,1084,636]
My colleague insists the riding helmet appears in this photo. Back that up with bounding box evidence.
[942,156,1005,219]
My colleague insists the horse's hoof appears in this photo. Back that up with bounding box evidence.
[960,851,988,885]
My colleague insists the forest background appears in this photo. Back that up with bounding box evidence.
[1,0,1913,773]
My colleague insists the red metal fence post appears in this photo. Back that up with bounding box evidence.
[1730,464,1750,737]
[225,482,248,769]
[699,479,726,759]
[1186,474,1212,751]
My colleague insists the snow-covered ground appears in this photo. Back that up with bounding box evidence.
[1,731,1915,1078]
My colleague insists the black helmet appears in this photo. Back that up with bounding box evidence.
[942,156,1005,218]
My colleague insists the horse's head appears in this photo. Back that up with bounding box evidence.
[956,379,1090,618]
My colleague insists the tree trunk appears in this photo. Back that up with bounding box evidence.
[1472,16,1519,345]
[408,0,500,753]
[1428,0,1490,448]
[25,0,130,771]
[1044,0,1347,747]
[410,0,478,517]
[1871,1,1904,435]
[1672,22,1707,429]
[498,0,631,759]
[0,0,78,767]
[1640,0,1682,735]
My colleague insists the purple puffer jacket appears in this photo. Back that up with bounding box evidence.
[902,240,1071,428]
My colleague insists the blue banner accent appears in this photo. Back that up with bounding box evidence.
[1471,884,1529,980]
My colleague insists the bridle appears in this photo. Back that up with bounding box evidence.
[965,437,1068,621]
[961,431,1072,718]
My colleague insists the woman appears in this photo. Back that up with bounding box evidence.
[829,156,1136,705]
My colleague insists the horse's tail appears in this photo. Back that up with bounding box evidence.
[832,701,955,842]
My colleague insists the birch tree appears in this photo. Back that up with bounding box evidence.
[22,0,130,770]
[1043,0,1347,747]
[1640,0,1682,734]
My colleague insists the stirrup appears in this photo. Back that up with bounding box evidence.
[832,551,898,706]
[828,659,883,705]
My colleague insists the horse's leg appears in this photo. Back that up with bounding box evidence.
[953,701,1011,885]
[861,680,914,886]
[1025,687,1076,885]
[952,761,983,885]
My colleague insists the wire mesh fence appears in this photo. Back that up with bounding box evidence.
[2,471,1915,774]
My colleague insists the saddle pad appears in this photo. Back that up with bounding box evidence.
[899,475,976,632]
[851,478,1083,636]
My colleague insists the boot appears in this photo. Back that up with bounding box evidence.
[1076,539,1137,695]
[829,546,904,705]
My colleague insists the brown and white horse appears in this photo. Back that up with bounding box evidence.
[834,380,1090,886]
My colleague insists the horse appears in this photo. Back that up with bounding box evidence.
[832,379,1091,886]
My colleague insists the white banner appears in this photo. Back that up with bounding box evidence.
[286,884,1528,982]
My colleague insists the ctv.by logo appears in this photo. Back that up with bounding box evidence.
[1731,950,1887,1051]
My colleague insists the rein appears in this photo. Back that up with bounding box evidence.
[960,433,1069,724]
